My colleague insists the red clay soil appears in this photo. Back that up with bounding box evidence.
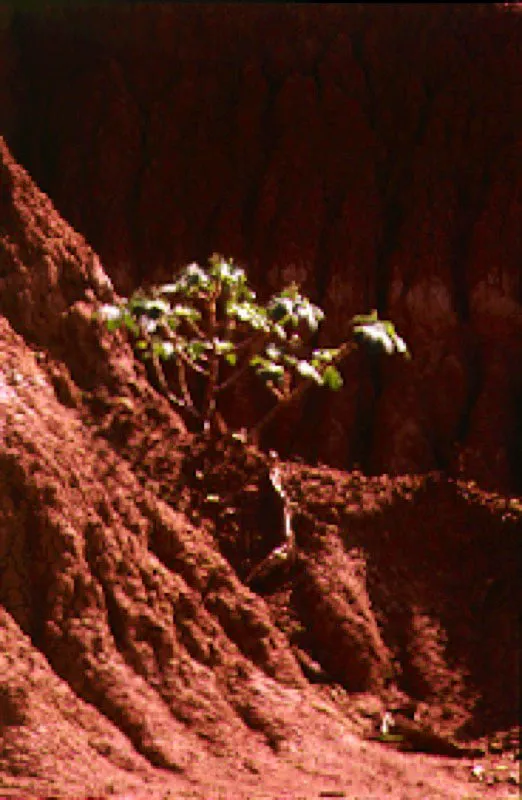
[5,3,522,493]
[0,139,520,799]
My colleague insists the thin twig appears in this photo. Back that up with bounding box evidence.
[172,351,198,413]
[203,291,219,425]
[215,331,269,393]
[249,340,357,440]
[186,317,206,340]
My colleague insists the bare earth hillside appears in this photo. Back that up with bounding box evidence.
[2,4,522,492]
[0,136,520,798]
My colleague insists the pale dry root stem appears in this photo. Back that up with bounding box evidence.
[246,455,296,585]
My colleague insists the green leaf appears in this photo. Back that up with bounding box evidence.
[311,348,340,363]
[105,317,122,332]
[267,296,294,322]
[322,365,343,390]
[391,330,410,358]
[237,284,255,302]
[353,322,393,353]
[272,323,287,340]
[171,304,201,321]
[102,260,409,432]
[279,283,300,300]
[282,353,298,367]
[169,262,213,296]
[143,318,158,334]
[296,360,322,384]
[265,344,282,361]
[152,340,175,360]
[209,254,246,286]
[227,301,253,322]
[186,339,212,360]
[296,299,325,331]
[213,338,234,354]
[351,309,379,326]
[352,318,410,358]
[158,282,179,295]
[252,357,284,381]
[227,301,269,331]
[128,296,171,320]
[122,312,140,336]
[99,304,124,330]
[184,262,212,289]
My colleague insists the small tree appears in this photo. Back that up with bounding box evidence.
[99,254,409,439]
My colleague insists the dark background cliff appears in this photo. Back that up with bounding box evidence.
[1,3,521,491]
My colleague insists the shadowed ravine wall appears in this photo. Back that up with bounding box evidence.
[1,4,521,490]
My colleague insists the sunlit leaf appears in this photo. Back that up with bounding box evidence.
[272,324,287,340]
[186,339,212,360]
[296,300,324,331]
[353,317,410,358]
[121,312,140,336]
[158,282,179,295]
[353,321,394,353]
[351,309,379,326]
[312,348,339,363]
[282,353,298,367]
[152,340,175,360]
[101,259,409,433]
[252,357,284,382]
[130,296,170,319]
[267,296,294,322]
[213,338,234,354]
[296,360,322,384]
[279,283,300,300]
[209,254,246,286]
[322,365,343,390]
[172,304,201,321]
[265,344,282,361]
[99,303,123,327]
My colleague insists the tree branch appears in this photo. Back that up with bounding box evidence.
[248,339,357,440]
[215,331,269,394]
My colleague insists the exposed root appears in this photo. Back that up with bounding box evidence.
[246,453,297,585]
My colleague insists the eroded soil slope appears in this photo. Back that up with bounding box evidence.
[2,3,522,491]
[0,140,520,798]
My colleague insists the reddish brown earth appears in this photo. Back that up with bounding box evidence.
[1,3,521,493]
[0,5,521,798]
[0,134,520,798]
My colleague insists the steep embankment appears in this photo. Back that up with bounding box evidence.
[1,3,521,490]
[0,136,520,797]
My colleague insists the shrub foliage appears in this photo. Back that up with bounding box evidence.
[100,254,410,436]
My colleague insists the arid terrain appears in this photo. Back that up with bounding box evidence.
[0,5,521,799]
